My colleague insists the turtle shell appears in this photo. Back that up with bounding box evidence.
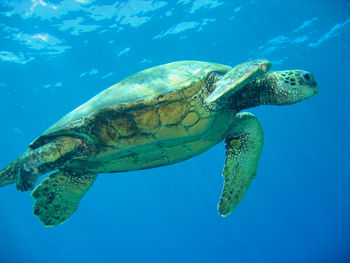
[30,61,231,149]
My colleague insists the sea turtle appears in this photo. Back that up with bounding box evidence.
[0,59,318,226]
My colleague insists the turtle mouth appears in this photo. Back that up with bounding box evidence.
[311,82,319,95]
[300,81,318,98]
[301,84,318,97]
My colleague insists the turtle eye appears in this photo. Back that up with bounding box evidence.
[303,72,311,81]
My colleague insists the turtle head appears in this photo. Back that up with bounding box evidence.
[261,70,318,105]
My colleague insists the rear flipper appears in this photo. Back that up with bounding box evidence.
[16,136,85,192]
[0,158,21,187]
[32,170,97,226]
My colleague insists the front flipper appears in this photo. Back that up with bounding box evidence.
[205,59,271,105]
[218,112,264,216]
[32,170,97,226]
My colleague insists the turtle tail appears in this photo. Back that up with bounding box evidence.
[0,158,20,187]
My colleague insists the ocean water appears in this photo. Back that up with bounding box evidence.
[0,0,349,262]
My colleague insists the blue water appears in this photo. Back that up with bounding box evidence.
[0,0,349,262]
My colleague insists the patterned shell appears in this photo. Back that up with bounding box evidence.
[30,61,231,148]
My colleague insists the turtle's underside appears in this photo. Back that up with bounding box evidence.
[0,59,318,226]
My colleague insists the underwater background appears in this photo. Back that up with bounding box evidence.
[0,0,349,262]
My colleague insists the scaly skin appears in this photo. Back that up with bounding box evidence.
[218,112,264,216]
[229,70,318,111]
[32,170,97,226]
